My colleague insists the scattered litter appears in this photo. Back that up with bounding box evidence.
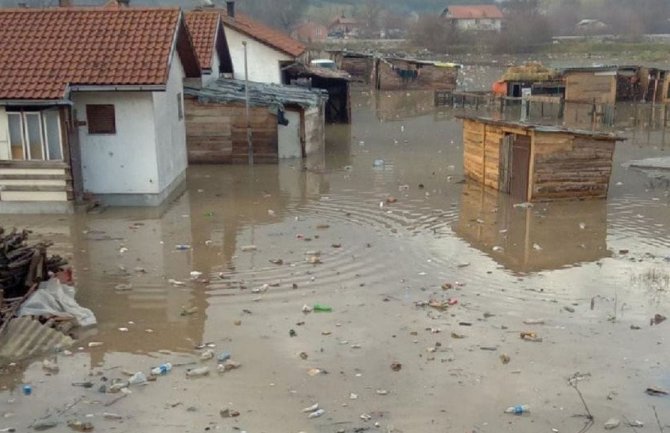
[217,352,231,363]
[360,413,372,421]
[627,420,644,428]
[520,332,542,342]
[180,306,198,316]
[66,420,94,432]
[645,387,668,396]
[175,244,191,251]
[168,279,185,287]
[504,404,529,415]
[189,271,202,279]
[32,419,58,431]
[299,352,308,360]
[523,319,545,325]
[313,304,332,312]
[88,342,103,348]
[241,245,257,252]
[186,367,210,378]
[302,403,319,413]
[302,304,313,313]
[500,354,511,364]
[114,284,132,291]
[307,409,325,419]
[102,413,123,420]
[220,408,240,418]
[42,359,59,373]
[349,393,358,399]
[200,349,214,361]
[564,306,576,313]
[390,362,402,372]
[307,368,325,376]
[217,360,241,373]
[451,332,466,339]
[376,389,389,395]
[604,418,620,430]
[650,314,666,326]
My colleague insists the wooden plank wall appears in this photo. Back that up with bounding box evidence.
[564,72,616,104]
[341,57,373,83]
[531,133,615,200]
[463,119,485,183]
[185,98,278,164]
[483,126,503,190]
[377,60,458,91]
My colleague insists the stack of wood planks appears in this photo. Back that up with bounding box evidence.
[0,227,67,332]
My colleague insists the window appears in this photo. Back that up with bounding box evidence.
[6,109,63,161]
[177,92,184,120]
[86,104,116,134]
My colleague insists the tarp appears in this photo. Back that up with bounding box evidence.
[18,278,97,327]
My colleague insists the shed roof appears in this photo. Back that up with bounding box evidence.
[184,78,327,110]
[457,115,625,141]
[0,7,200,101]
[442,5,504,19]
[282,63,352,81]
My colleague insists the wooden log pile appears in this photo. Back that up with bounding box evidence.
[0,227,67,331]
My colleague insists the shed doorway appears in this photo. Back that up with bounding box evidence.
[499,134,531,202]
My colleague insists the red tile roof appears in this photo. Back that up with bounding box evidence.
[0,7,194,100]
[220,11,305,58]
[444,5,504,19]
[185,11,220,71]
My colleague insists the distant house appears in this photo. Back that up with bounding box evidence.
[291,21,328,43]
[440,5,504,32]
[328,15,360,38]
[185,10,234,86]
[0,5,200,213]
[214,1,306,84]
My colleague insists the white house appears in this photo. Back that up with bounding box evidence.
[185,10,234,87]
[440,5,504,32]
[0,5,201,213]
[216,1,306,84]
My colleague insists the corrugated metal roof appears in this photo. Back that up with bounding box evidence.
[184,78,328,109]
[0,317,74,366]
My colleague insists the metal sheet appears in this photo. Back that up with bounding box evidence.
[0,317,73,366]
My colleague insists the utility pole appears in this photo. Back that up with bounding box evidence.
[243,41,253,165]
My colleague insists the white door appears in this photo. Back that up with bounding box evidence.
[277,110,301,159]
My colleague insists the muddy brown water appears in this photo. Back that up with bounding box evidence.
[1,88,669,433]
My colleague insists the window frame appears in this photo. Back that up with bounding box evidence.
[86,104,117,135]
[6,109,63,161]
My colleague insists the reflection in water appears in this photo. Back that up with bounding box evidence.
[0,86,669,433]
[375,90,435,121]
[453,181,610,273]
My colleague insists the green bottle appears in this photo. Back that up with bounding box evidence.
[313,304,332,312]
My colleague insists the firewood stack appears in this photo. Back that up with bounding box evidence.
[0,227,67,329]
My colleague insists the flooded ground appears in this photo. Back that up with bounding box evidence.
[1,85,670,433]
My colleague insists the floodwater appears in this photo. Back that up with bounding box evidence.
[1,85,670,433]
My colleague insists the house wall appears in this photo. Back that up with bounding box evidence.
[564,72,616,104]
[0,107,9,160]
[224,25,293,84]
[73,91,159,195]
[454,18,502,31]
[202,49,221,86]
[303,105,325,156]
[278,110,302,158]
[185,97,278,163]
[152,55,188,195]
[531,132,616,201]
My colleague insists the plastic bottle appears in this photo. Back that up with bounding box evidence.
[22,385,32,396]
[128,372,147,385]
[504,405,530,415]
[313,304,332,312]
[151,363,172,376]
[186,366,210,378]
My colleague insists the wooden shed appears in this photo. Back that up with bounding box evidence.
[329,51,374,83]
[373,58,460,91]
[458,115,623,202]
[184,79,327,164]
[282,63,352,123]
